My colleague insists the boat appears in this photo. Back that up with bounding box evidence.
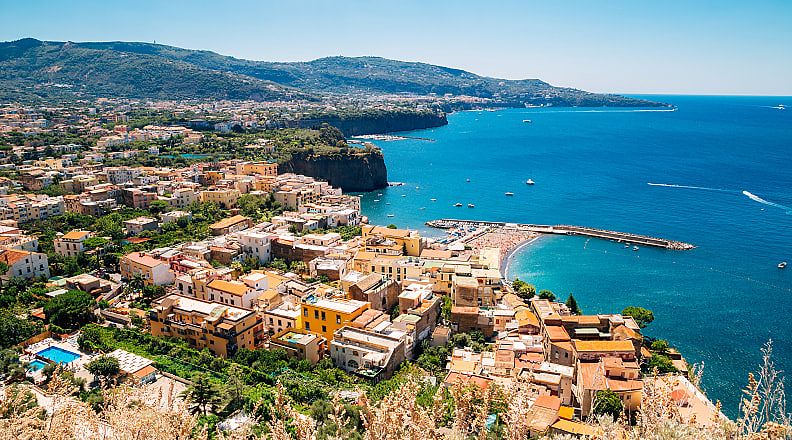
[430,198,437,202]
[623,244,629,248]
[466,178,471,182]
[468,204,475,208]
[454,203,463,207]
[401,194,406,197]
[526,179,535,185]
[373,199,380,202]
[387,214,395,218]
[779,261,788,269]
[378,193,383,196]
[523,119,532,123]
[633,246,639,251]
[505,192,514,196]
[419,207,425,210]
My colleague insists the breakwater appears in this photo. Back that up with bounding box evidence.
[426,219,695,250]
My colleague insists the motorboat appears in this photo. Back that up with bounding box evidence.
[505,192,514,196]
[526,179,535,185]
[468,203,475,208]
[387,214,395,218]
[430,198,437,202]
[779,261,788,269]
[523,119,532,123]
[633,246,639,251]
[454,203,463,207]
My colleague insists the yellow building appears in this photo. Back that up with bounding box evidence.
[239,162,278,177]
[361,225,424,256]
[200,188,241,209]
[301,297,370,342]
[149,294,260,358]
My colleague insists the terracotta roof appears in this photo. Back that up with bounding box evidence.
[210,215,251,230]
[573,340,635,353]
[123,252,164,268]
[208,279,249,296]
[131,365,157,379]
[551,419,596,436]
[0,249,33,266]
[443,371,492,390]
[544,325,570,342]
[61,230,91,240]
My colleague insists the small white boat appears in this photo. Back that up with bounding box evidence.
[505,192,514,196]
[468,203,475,208]
[387,214,395,218]
[378,193,383,196]
[419,207,425,210]
[454,203,463,207]
[430,198,437,202]
[779,261,788,269]
[401,194,406,197]
[523,119,532,123]
[373,199,380,202]
[526,179,535,185]
[466,178,471,183]
[633,246,639,251]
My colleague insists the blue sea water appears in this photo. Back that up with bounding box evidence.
[358,96,792,417]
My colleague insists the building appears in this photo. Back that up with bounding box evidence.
[205,279,257,309]
[149,294,260,357]
[237,228,273,263]
[301,296,370,342]
[120,252,175,286]
[123,217,159,236]
[270,328,326,364]
[237,161,278,176]
[0,248,49,279]
[330,326,406,382]
[53,230,92,257]
[200,188,241,209]
[262,300,302,335]
[209,215,253,236]
[361,225,424,257]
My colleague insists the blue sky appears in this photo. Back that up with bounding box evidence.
[1,0,791,95]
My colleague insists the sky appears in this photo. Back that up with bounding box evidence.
[1,0,791,95]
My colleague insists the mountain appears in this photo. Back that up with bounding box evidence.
[0,38,665,107]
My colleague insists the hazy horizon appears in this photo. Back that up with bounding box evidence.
[2,0,791,96]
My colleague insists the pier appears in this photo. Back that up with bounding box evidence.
[426,219,695,250]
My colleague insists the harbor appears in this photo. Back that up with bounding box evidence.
[426,218,696,250]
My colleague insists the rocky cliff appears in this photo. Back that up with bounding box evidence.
[280,149,388,192]
[287,111,448,136]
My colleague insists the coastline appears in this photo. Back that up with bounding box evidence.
[500,235,543,280]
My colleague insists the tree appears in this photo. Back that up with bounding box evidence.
[386,224,398,229]
[222,364,249,413]
[0,309,43,349]
[86,355,120,388]
[647,353,677,374]
[148,200,169,215]
[650,339,669,354]
[180,374,221,417]
[43,290,96,331]
[511,278,536,300]
[538,289,555,301]
[566,294,582,315]
[593,389,623,419]
[622,306,654,328]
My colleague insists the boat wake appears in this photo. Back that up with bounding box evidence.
[647,183,732,193]
[742,191,792,213]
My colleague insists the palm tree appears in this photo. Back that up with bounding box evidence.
[179,374,221,417]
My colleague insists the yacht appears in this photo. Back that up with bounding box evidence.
[387,214,395,218]
[430,198,437,202]
[633,246,639,251]
[454,203,463,207]
[779,261,788,269]
[468,203,475,208]
[373,199,380,202]
[505,192,514,196]
[401,194,406,197]
[526,179,535,185]
[523,119,532,123]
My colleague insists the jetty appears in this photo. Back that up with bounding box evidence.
[426,219,695,250]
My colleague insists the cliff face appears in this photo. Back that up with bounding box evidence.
[290,111,448,136]
[281,150,388,192]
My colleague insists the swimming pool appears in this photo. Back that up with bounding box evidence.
[36,346,81,364]
[28,359,47,371]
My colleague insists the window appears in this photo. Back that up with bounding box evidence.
[336,315,341,324]
[321,325,327,333]
[305,322,310,330]
[314,310,319,319]
[303,308,308,317]
[321,311,326,321]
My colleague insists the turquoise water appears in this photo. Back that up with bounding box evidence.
[28,359,47,371]
[36,346,81,364]
[359,96,792,416]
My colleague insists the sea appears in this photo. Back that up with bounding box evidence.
[356,95,792,417]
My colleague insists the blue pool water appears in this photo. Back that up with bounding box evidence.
[359,95,792,417]
[36,346,82,364]
[28,359,47,371]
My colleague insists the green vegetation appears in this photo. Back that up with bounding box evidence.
[650,339,669,354]
[538,289,556,301]
[622,306,655,328]
[593,389,624,419]
[566,294,582,315]
[646,353,678,374]
[511,278,536,300]
[180,374,222,417]
[0,38,666,107]
[0,309,43,349]
[85,355,120,387]
[43,290,96,331]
